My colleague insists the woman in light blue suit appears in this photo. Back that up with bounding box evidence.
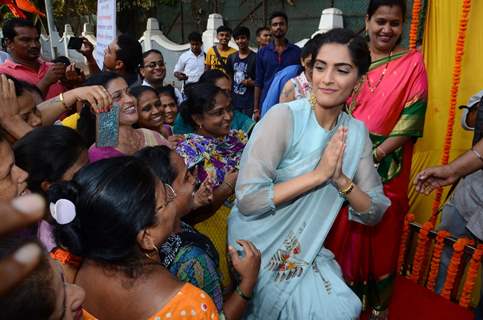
[228,28,391,320]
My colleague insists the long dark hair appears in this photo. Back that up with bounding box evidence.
[13,126,86,195]
[135,146,175,184]
[49,156,158,277]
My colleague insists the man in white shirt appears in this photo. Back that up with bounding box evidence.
[173,32,204,85]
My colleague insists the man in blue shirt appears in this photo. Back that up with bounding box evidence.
[253,11,301,120]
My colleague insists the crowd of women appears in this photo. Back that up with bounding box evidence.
[4,0,479,319]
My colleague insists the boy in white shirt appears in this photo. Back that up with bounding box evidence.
[173,32,205,85]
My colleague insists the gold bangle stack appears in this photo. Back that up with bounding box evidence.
[339,180,354,197]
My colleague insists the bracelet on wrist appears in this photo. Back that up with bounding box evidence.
[472,148,483,163]
[338,180,354,198]
[235,285,252,301]
[59,92,69,110]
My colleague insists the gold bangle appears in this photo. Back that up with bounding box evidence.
[59,92,68,110]
[339,180,354,197]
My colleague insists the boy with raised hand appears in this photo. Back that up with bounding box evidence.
[205,26,236,74]
[226,26,256,117]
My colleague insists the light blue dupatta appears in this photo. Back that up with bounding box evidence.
[228,99,371,319]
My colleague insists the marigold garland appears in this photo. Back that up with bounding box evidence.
[440,237,471,300]
[431,0,472,223]
[408,0,423,49]
[397,213,415,273]
[459,244,483,307]
[426,230,451,291]
[409,221,433,283]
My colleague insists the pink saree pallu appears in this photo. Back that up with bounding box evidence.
[326,49,428,310]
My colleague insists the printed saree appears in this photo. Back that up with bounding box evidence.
[176,130,247,288]
[228,100,390,319]
[159,222,223,311]
[326,49,428,310]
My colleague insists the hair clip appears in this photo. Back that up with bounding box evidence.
[50,199,76,225]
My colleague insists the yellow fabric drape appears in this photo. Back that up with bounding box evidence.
[409,0,483,222]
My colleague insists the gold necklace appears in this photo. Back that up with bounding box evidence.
[366,50,393,93]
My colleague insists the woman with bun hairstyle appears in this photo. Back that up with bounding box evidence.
[49,157,220,319]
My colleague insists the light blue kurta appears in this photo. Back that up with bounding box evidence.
[228,99,390,320]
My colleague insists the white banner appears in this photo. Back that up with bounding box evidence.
[95,0,117,69]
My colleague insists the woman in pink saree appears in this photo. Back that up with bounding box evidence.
[326,0,428,317]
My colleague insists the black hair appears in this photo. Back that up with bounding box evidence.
[50,156,159,277]
[13,126,86,195]
[301,36,319,60]
[0,237,56,319]
[256,26,270,37]
[116,34,143,74]
[52,56,71,66]
[188,31,202,43]
[216,25,232,34]
[199,69,230,84]
[180,82,226,127]
[367,0,406,21]
[2,18,40,42]
[233,26,250,39]
[77,72,122,146]
[310,28,371,77]
[269,11,288,25]
[142,49,163,61]
[157,85,177,102]
[135,146,175,185]
[129,85,158,100]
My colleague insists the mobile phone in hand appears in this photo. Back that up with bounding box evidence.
[67,37,83,50]
[96,104,120,147]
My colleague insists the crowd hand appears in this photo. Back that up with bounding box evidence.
[0,74,21,121]
[414,165,458,195]
[228,240,261,292]
[252,109,260,122]
[0,194,45,296]
[314,127,347,184]
[175,72,188,81]
[192,178,214,209]
[242,78,254,87]
[44,63,66,85]
[167,134,184,146]
[222,169,238,194]
[64,63,85,85]
[65,85,112,113]
[77,37,95,58]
